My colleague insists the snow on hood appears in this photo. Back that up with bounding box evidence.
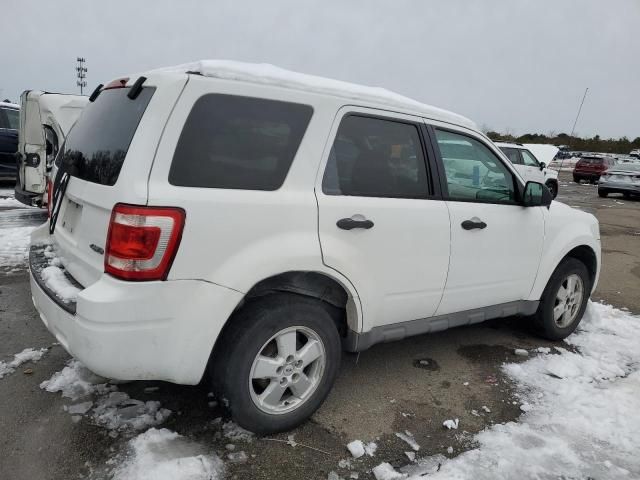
[152,60,477,130]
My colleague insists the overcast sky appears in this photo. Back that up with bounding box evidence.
[3,0,639,139]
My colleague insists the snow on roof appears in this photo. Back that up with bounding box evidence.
[0,101,19,109]
[154,60,477,130]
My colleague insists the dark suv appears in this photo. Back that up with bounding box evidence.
[573,156,616,183]
[0,101,20,181]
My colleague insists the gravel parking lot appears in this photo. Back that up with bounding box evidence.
[1,172,639,480]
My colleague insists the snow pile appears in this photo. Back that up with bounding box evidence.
[222,421,254,442]
[404,302,640,479]
[0,347,47,379]
[41,359,110,399]
[0,226,36,268]
[347,439,377,458]
[442,418,459,430]
[40,265,81,303]
[109,428,224,480]
[41,360,170,432]
[395,431,420,451]
[154,60,475,129]
[372,462,406,480]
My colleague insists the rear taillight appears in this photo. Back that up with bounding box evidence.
[105,204,186,281]
[46,179,52,217]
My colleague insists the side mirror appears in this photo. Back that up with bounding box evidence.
[523,181,552,208]
[539,162,546,170]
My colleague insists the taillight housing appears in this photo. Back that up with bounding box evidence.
[105,204,186,281]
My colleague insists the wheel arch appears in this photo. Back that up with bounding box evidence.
[529,242,600,301]
[206,270,361,381]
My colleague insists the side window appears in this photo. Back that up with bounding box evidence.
[5,108,20,130]
[322,115,429,198]
[521,150,540,167]
[500,147,523,165]
[0,108,7,129]
[170,94,313,190]
[435,129,517,205]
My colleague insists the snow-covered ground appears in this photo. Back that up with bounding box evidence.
[0,347,48,379]
[0,225,36,269]
[372,302,640,480]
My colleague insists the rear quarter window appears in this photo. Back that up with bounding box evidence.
[169,94,313,191]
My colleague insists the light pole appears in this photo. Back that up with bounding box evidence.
[76,57,88,95]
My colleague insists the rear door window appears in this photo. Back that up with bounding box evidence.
[169,94,313,190]
[500,147,523,165]
[58,87,155,185]
[322,115,430,198]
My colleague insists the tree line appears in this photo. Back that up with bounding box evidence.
[485,131,640,154]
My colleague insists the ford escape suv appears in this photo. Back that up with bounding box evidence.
[30,60,601,434]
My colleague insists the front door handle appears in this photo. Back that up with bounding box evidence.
[337,217,374,230]
[461,219,487,230]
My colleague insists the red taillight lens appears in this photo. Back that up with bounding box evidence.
[46,179,52,217]
[105,204,186,281]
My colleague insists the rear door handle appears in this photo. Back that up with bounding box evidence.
[461,219,487,230]
[337,217,374,230]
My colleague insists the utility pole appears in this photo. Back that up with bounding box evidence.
[560,87,589,171]
[76,57,88,95]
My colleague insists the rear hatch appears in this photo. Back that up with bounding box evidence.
[576,157,605,174]
[48,73,188,288]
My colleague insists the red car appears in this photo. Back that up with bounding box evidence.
[573,156,617,183]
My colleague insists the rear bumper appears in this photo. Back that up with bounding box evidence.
[30,246,244,384]
[14,183,43,207]
[573,172,601,181]
[598,181,640,195]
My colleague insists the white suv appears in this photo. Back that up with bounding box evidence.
[30,61,601,434]
[496,142,560,198]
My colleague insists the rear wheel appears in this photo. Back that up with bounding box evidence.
[210,294,341,434]
[598,189,608,198]
[532,258,591,341]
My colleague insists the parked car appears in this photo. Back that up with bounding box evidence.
[573,156,617,183]
[495,142,559,198]
[629,149,640,160]
[598,163,640,198]
[29,61,601,434]
[0,101,20,181]
[15,90,88,206]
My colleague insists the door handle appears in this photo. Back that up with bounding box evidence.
[461,219,487,230]
[337,217,374,230]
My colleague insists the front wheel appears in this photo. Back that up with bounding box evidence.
[598,189,608,198]
[532,258,591,341]
[546,181,558,198]
[210,294,341,434]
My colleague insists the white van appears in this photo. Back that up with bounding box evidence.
[15,90,88,206]
[29,61,600,433]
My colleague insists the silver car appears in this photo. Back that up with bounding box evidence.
[598,163,640,198]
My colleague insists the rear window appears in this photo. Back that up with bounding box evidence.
[169,94,313,190]
[579,158,603,165]
[57,87,154,185]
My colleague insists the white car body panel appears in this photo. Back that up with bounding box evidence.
[28,62,601,385]
[17,91,88,200]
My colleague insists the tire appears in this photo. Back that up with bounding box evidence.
[598,189,608,198]
[210,293,341,434]
[532,258,591,341]
[546,181,558,199]
[623,192,631,199]
[573,175,581,184]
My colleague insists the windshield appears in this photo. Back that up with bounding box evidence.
[56,87,154,185]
